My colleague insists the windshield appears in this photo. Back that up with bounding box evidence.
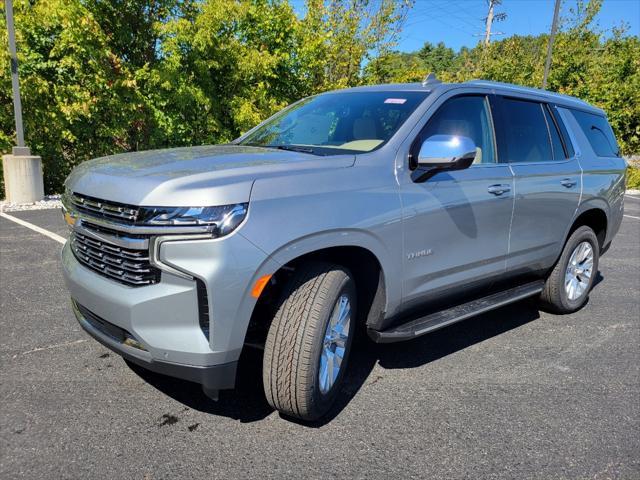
[239,91,429,155]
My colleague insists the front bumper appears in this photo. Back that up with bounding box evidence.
[72,300,237,391]
[62,227,280,390]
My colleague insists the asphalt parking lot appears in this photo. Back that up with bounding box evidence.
[1,196,639,479]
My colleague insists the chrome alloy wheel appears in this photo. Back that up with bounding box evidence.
[319,294,352,394]
[564,241,594,301]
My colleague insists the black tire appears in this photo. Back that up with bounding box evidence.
[539,225,600,314]
[263,261,356,421]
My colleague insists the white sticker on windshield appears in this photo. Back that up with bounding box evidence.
[384,98,407,104]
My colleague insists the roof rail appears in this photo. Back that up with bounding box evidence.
[465,80,597,110]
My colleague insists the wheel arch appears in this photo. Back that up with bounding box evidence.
[243,231,397,346]
[567,205,608,253]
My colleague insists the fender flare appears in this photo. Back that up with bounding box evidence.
[561,198,609,253]
[235,228,402,328]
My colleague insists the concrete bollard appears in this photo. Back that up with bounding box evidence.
[2,146,45,204]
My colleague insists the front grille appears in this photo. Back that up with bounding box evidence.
[71,231,160,287]
[79,220,148,240]
[70,192,140,225]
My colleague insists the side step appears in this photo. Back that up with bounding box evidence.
[368,280,544,343]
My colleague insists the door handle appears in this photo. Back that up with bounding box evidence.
[487,184,511,196]
[560,178,577,188]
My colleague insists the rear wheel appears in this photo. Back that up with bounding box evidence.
[540,226,599,313]
[263,261,356,421]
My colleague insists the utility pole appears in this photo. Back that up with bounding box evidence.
[2,0,44,203]
[484,0,495,46]
[483,0,506,47]
[542,0,562,89]
[6,0,24,148]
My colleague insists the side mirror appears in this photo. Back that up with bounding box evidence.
[417,134,477,169]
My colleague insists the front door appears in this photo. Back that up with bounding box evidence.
[399,94,514,308]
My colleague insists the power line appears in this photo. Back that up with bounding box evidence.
[404,11,474,36]
[438,0,487,25]
[403,11,477,29]
[428,1,484,31]
[405,1,482,37]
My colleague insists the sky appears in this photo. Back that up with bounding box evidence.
[291,0,640,53]
[399,0,640,52]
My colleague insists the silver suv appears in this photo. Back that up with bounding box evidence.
[61,80,626,420]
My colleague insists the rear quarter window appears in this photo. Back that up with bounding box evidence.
[570,110,620,157]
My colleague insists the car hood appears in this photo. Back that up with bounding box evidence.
[65,145,355,206]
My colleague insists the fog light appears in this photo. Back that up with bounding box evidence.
[123,335,146,351]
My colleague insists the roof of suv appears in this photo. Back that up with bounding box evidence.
[332,79,603,114]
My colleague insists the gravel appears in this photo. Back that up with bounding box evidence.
[0,194,62,212]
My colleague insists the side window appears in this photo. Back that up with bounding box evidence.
[570,109,620,157]
[498,98,553,163]
[416,96,496,164]
[542,104,567,160]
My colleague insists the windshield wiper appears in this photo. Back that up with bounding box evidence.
[264,144,317,154]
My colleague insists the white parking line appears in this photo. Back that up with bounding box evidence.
[623,214,640,220]
[0,211,66,244]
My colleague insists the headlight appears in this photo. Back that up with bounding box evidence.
[139,203,248,236]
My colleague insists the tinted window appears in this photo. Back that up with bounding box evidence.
[240,91,429,154]
[499,98,552,163]
[417,96,495,164]
[550,106,575,157]
[571,109,620,157]
[542,105,567,160]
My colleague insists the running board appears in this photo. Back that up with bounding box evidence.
[368,280,544,344]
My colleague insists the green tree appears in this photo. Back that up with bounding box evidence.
[1,0,142,192]
[298,0,412,92]
[418,41,456,73]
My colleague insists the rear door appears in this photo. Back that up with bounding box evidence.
[493,96,582,275]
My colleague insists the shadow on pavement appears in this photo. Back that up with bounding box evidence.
[126,348,273,423]
[128,295,554,426]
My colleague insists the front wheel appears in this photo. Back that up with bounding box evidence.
[539,225,600,314]
[263,261,356,421]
